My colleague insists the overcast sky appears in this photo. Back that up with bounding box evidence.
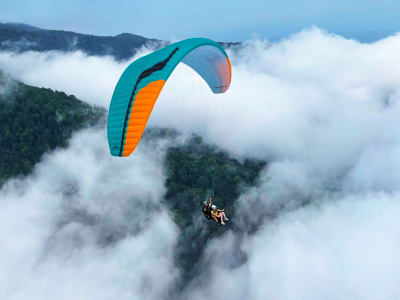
[1,0,400,41]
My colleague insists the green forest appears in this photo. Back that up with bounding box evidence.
[0,72,105,184]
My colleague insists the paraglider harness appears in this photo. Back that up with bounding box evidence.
[201,194,225,225]
[201,165,225,225]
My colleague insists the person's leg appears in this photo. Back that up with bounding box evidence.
[218,214,225,225]
[219,211,229,221]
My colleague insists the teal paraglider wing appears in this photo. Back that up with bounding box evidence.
[107,38,232,157]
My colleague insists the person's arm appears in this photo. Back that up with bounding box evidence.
[209,196,213,206]
[217,208,225,212]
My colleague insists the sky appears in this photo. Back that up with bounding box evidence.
[1,27,400,299]
[1,0,400,41]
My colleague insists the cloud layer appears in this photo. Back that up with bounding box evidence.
[0,129,179,300]
[1,27,400,299]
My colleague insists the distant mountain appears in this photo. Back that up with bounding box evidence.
[0,22,240,60]
[0,22,162,60]
[0,22,43,32]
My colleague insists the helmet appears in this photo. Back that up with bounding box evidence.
[203,201,208,206]
[211,205,216,210]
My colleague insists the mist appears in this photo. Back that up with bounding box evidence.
[0,128,180,299]
[1,27,400,299]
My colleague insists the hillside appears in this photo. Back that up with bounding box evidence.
[0,71,106,184]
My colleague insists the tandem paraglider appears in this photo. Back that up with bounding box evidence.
[107,38,232,226]
[202,195,229,226]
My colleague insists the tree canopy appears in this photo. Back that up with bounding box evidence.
[0,74,105,184]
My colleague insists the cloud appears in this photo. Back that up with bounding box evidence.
[182,28,400,300]
[0,46,157,107]
[1,27,400,299]
[0,37,38,52]
[0,128,180,299]
[188,192,400,300]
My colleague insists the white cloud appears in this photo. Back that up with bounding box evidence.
[250,194,400,299]
[193,192,400,300]
[0,47,156,107]
[0,128,179,300]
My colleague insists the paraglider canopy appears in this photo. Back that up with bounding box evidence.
[107,38,232,157]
